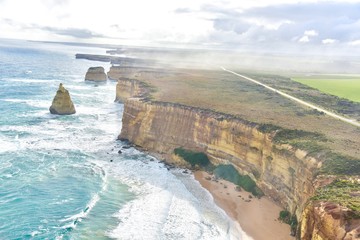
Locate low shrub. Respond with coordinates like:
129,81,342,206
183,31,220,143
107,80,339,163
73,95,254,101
213,164,263,197
174,148,210,167
279,210,298,236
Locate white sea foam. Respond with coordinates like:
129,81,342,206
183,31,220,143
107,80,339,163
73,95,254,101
59,161,107,229
60,194,100,224
2,78,59,84
0,137,18,153
102,159,250,240
2,98,50,108
30,231,40,237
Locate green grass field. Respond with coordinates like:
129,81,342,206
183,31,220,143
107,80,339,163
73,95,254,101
292,75,360,102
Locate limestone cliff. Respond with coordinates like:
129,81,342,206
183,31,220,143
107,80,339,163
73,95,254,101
107,66,145,80
114,78,148,102
120,97,320,217
116,77,359,239
85,66,107,81
49,83,76,115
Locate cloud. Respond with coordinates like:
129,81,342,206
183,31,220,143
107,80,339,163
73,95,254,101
299,35,309,43
201,1,360,50
213,18,251,34
41,0,69,7
174,8,192,14
42,26,105,38
348,40,360,46
322,38,337,44
304,30,318,37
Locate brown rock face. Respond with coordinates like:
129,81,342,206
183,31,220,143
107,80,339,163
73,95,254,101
300,202,360,240
107,66,143,80
49,83,76,115
119,98,319,218
85,66,107,81
115,78,146,102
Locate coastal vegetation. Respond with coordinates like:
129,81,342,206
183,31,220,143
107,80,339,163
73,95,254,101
320,153,360,175
174,148,210,167
278,210,298,235
311,178,360,217
258,124,360,176
213,164,263,197
173,148,263,197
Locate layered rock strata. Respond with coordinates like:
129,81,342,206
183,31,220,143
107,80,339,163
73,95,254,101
115,78,147,102
107,66,146,80
300,202,360,240
85,66,107,81
120,97,318,217
49,83,76,115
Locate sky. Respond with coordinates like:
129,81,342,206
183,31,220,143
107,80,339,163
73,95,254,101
1,0,360,54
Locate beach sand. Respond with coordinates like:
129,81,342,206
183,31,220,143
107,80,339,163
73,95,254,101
194,171,295,240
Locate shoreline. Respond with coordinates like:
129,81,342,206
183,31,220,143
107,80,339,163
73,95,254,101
194,171,294,240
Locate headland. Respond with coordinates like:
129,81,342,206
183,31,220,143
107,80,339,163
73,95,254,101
77,47,360,240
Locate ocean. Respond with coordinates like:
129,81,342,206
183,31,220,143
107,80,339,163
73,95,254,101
0,39,246,239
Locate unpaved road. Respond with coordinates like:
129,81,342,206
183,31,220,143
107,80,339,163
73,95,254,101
222,67,360,128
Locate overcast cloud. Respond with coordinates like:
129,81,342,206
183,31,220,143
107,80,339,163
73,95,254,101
0,0,360,54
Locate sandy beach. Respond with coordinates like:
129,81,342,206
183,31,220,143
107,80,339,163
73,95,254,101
194,171,295,240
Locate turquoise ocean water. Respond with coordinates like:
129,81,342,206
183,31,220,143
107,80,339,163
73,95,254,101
0,40,247,240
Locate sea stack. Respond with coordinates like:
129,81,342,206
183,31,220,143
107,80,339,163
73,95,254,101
85,66,107,81
49,83,76,115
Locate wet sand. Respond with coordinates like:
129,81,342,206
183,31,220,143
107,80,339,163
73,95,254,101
194,171,295,240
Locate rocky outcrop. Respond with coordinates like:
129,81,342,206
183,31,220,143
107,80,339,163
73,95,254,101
85,67,107,81
49,83,76,115
300,202,360,239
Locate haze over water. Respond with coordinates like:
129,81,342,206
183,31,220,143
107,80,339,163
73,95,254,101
0,40,246,239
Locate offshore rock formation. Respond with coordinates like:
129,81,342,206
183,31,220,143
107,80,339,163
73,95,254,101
85,67,107,81
49,83,76,115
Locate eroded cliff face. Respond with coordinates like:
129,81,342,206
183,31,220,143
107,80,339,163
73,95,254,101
119,97,320,218
300,202,360,240
107,66,144,80
114,78,146,102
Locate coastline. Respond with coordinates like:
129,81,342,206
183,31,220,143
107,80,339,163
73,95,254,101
194,171,294,240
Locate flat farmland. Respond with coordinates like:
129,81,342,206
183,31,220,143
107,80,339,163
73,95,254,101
292,75,360,102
